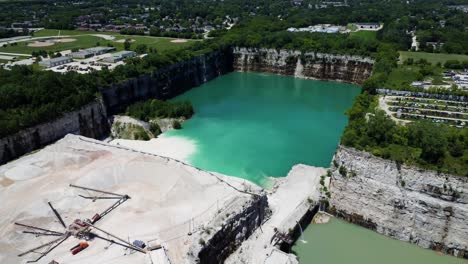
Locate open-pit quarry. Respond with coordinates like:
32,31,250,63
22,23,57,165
0,134,325,264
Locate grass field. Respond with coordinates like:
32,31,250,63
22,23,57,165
399,51,468,65
384,64,447,89
385,65,421,89
0,29,197,55
350,30,377,41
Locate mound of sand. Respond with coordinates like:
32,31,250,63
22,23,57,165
55,38,77,43
0,134,261,264
28,41,54,47
110,134,196,162
171,39,188,43
114,38,135,43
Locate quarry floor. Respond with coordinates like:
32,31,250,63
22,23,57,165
0,134,324,264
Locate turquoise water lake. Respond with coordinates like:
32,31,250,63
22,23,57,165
167,72,360,185
166,72,465,263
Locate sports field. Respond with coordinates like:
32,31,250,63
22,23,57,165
399,51,468,65
0,29,197,54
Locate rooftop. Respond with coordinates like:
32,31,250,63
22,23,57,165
111,50,137,57
45,56,72,63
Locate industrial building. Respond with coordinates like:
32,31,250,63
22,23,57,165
287,24,344,34
70,46,116,59
104,50,137,63
354,22,380,30
39,56,73,68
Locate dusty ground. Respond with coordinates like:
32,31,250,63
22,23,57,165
28,41,54,47
55,38,77,43
171,39,188,43
114,39,135,43
0,135,261,264
111,136,196,162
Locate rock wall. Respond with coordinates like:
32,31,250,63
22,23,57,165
0,49,232,165
0,47,373,165
233,47,374,84
0,100,109,165
330,146,468,259
101,48,233,114
188,195,270,264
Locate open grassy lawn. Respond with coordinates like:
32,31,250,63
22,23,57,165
0,29,197,55
384,64,446,89
385,65,421,89
399,51,468,65
350,30,377,41
111,35,195,51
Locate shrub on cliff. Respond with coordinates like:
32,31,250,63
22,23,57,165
173,120,182,130
134,126,150,141
339,166,348,177
126,99,194,121
149,122,162,136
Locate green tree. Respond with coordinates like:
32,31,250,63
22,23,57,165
149,122,161,136
124,39,132,51
366,110,397,146
173,120,182,129
408,121,447,163
135,44,148,54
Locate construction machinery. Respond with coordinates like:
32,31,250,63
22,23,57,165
14,184,145,263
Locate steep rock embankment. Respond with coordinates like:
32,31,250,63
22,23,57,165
0,49,232,165
110,115,186,140
0,101,109,165
233,47,374,84
226,164,326,264
330,146,468,259
101,48,233,114
188,195,269,264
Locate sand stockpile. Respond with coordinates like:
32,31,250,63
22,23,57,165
0,134,261,264
55,38,77,43
28,41,54,47
110,134,196,162
171,39,188,43
114,38,135,43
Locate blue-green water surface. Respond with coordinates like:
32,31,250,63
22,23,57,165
167,72,360,184
166,72,465,263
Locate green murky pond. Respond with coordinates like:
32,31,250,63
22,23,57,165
293,218,466,264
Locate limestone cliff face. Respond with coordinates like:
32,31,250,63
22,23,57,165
188,195,270,264
1,47,372,165
330,146,468,259
233,47,374,84
0,101,109,165
101,48,233,114
0,49,232,165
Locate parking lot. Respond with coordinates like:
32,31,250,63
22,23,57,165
379,95,468,127
47,53,125,74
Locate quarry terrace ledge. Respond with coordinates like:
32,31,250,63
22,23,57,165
330,145,468,259
0,47,374,165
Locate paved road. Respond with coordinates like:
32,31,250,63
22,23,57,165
0,51,32,57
